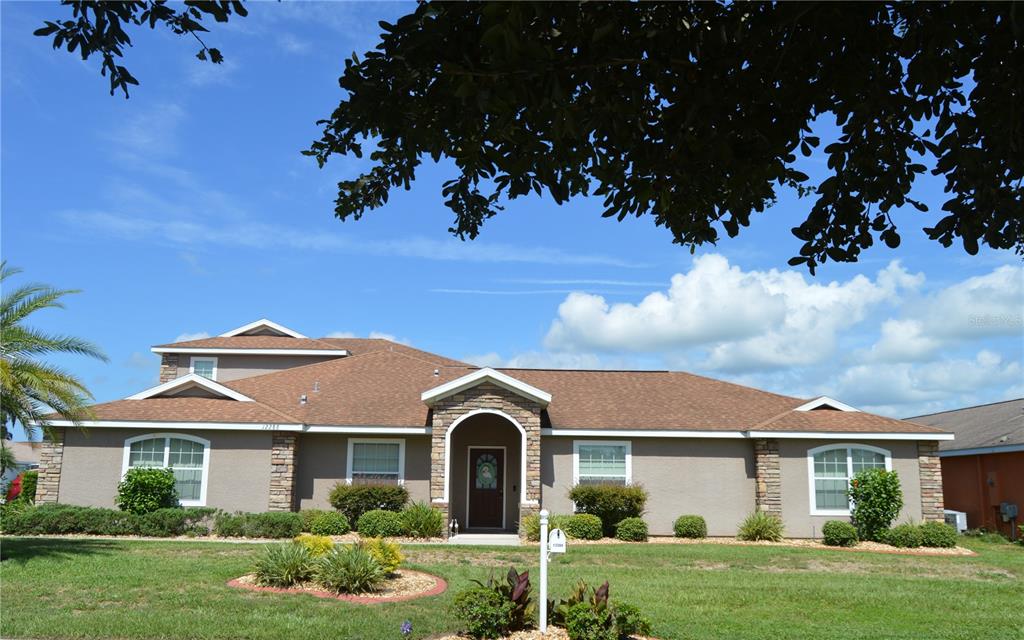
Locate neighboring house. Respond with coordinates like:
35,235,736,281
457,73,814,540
1,441,41,487
909,399,1023,537
34,319,952,537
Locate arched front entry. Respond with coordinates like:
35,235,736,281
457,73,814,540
446,410,525,532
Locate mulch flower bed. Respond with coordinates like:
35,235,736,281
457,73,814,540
228,569,447,603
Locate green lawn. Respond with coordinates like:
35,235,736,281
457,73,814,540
1,537,1022,639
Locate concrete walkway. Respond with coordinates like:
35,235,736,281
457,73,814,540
447,533,521,546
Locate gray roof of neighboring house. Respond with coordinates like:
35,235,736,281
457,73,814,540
4,441,42,465
908,399,1024,453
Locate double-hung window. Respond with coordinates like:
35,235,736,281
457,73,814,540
123,434,210,505
808,444,891,515
189,357,217,380
573,441,631,486
347,439,405,485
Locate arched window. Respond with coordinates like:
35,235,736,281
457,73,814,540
122,434,210,506
807,444,891,516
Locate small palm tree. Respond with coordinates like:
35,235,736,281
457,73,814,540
0,262,107,443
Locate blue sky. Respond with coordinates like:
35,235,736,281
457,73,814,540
2,1,1021,439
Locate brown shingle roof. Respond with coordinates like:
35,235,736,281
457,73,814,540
153,336,344,350
752,409,947,434
87,397,302,424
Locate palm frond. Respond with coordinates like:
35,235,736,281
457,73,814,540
1,325,108,361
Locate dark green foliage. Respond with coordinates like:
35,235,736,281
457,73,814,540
471,567,536,632
614,517,648,542
309,511,350,536
401,502,445,538
314,543,386,594
737,511,784,542
821,520,859,547
848,468,903,542
34,1,247,97
565,602,617,640
328,483,409,524
560,514,604,541
300,509,332,532
452,587,515,639
568,485,647,536
306,3,1023,272
614,603,653,639
885,523,924,548
253,542,314,587
357,509,406,538
213,512,303,539
919,521,958,548
521,514,542,542
115,467,178,514
0,504,214,537
673,515,707,539
17,470,37,503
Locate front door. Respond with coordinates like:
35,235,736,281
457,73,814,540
468,448,504,528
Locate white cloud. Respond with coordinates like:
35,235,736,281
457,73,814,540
917,265,1023,340
109,103,185,157
544,254,923,371
175,331,210,342
277,33,311,54
185,57,240,87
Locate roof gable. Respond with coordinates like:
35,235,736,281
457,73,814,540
220,319,306,338
421,368,552,407
793,396,860,412
127,374,256,402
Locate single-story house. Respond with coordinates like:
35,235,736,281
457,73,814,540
35,319,952,537
909,399,1023,537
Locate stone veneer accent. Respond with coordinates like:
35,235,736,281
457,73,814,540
429,382,543,536
269,433,299,511
35,427,66,504
917,440,944,521
753,438,781,515
159,353,179,383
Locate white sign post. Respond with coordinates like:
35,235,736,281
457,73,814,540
538,510,567,634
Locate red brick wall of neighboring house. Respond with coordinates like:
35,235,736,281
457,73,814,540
941,451,1024,537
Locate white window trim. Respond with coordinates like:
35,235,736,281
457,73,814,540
807,443,892,516
572,440,633,486
189,356,218,381
121,433,211,507
346,438,406,485
466,445,508,530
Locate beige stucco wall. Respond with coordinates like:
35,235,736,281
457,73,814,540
779,439,923,538
295,434,431,510
170,353,339,382
58,428,272,512
540,437,757,536
449,413,523,531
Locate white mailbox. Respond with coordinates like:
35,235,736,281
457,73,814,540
548,528,567,554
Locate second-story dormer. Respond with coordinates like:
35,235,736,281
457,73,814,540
151,319,351,383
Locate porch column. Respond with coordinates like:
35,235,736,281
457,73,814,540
917,441,944,522
268,433,298,511
36,427,66,504
753,438,782,515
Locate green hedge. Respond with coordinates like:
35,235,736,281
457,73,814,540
919,521,958,548
116,467,179,514
328,484,408,524
615,517,648,542
213,511,303,539
568,484,648,537
673,515,707,539
0,504,216,536
356,509,406,537
821,520,858,547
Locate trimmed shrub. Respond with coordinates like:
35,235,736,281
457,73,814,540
309,511,350,536
300,509,332,532
328,483,408,524
452,586,515,640
364,537,403,574
401,502,445,538
614,602,653,638
315,543,386,594
821,520,858,547
294,533,334,557
673,515,707,539
568,484,648,537
848,468,903,542
136,507,216,537
213,512,303,539
357,509,406,538
614,517,648,542
115,467,178,514
737,511,784,542
253,542,314,587
564,602,616,640
885,523,923,548
0,504,216,537
561,514,604,541
920,521,958,548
